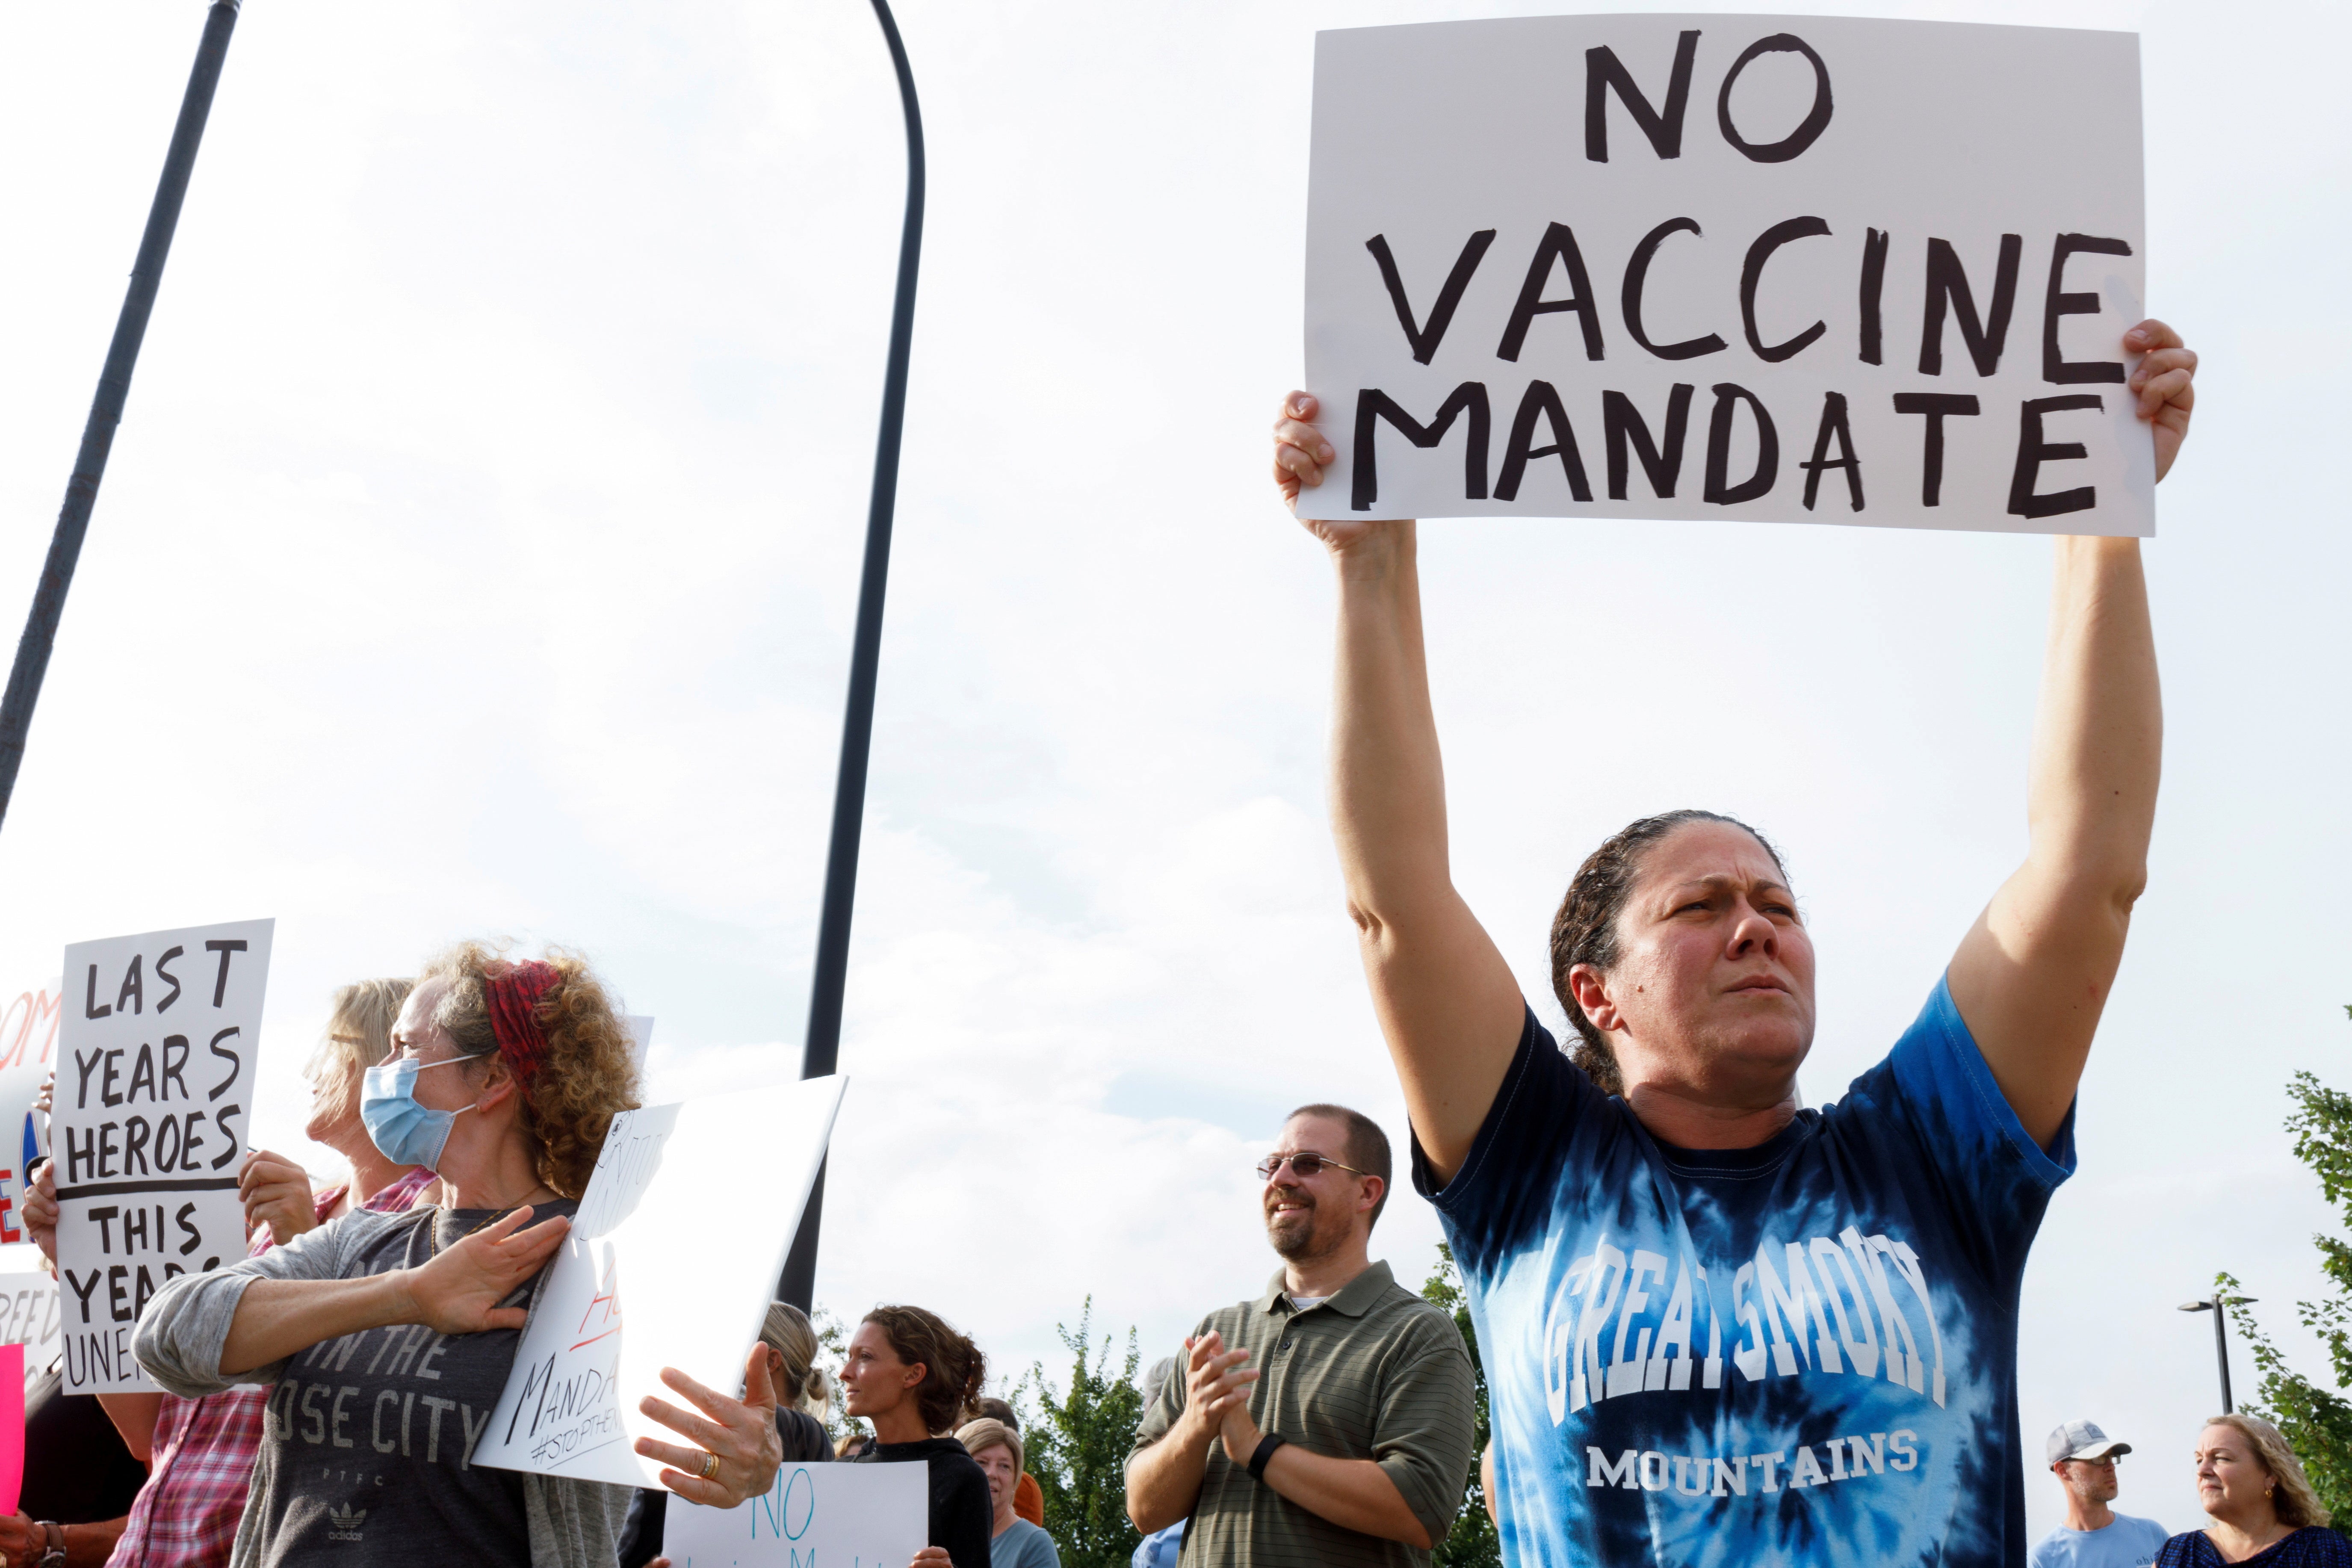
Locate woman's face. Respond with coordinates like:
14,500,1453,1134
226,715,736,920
839,1321,922,1418
303,1047,366,1149
386,979,482,1114
1568,821,1817,1098
975,1443,1019,1518
2193,1424,2275,1521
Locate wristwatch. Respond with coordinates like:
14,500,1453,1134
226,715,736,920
37,1523,68,1568
1248,1433,1289,1481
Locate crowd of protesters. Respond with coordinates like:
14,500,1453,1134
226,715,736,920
12,324,2337,1568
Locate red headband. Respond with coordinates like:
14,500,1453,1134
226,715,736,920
484,959,559,1101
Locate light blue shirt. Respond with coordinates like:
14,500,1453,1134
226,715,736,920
991,1516,1061,1568
1130,1520,1184,1568
2030,1513,2172,1568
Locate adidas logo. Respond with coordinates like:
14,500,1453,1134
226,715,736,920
326,1503,366,1542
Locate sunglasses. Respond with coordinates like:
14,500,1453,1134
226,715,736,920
1256,1152,1368,1182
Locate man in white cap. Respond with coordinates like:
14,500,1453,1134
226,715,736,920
2030,1420,2171,1568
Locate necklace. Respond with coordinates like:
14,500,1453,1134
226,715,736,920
432,1183,560,1251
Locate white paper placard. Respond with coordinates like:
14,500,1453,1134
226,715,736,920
473,1075,846,1485
0,975,63,1248
662,1462,928,1568
52,919,274,1391
1301,15,2150,534
0,1261,61,1359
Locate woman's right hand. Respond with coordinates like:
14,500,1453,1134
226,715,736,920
1273,392,1412,555
910,1551,952,1568
396,1205,569,1334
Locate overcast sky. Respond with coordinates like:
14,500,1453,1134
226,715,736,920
0,0,2346,1540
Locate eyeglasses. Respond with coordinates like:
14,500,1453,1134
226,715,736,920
1256,1152,1368,1182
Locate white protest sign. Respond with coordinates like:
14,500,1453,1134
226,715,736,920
1302,16,2150,534
474,1075,845,1485
662,1462,928,1568
0,1263,61,1361
0,976,63,1248
52,919,273,1391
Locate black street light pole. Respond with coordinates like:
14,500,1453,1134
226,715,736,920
2180,1295,2254,1414
0,0,242,836
778,0,923,1314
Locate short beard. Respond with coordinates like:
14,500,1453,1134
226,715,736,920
1267,1200,1336,1264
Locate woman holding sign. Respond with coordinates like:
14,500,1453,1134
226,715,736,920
839,1306,994,1568
133,943,783,1567
1266,321,2196,1568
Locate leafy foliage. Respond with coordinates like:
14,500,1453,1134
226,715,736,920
810,1305,860,1447
1016,1299,1147,1568
1422,1244,1500,1568
2216,1008,2352,1521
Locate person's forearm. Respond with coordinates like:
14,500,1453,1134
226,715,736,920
1328,523,1452,935
2027,535,2160,900
1125,1432,1211,1534
1259,1445,1431,1548
97,1391,164,1463
62,1518,127,1568
220,1272,415,1375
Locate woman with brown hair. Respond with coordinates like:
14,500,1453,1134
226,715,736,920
2155,1415,2351,1566
839,1305,993,1568
133,943,784,1568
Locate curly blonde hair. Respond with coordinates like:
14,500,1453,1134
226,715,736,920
2205,1414,2331,1529
423,942,641,1199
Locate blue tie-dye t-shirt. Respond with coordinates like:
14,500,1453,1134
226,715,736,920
1413,977,2074,1568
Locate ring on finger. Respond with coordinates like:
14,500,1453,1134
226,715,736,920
698,1451,721,1482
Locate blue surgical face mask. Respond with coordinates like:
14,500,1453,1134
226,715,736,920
360,1053,488,1172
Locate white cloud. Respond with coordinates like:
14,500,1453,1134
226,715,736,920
1,0,2345,1542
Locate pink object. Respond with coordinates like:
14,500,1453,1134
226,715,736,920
0,1339,23,1515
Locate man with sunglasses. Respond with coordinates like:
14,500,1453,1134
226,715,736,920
1126,1104,1475,1568
2033,1420,2169,1568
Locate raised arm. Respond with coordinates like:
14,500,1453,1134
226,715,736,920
1946,320,2194,1148
1276,394,1526,1181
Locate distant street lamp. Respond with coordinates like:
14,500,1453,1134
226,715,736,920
2180,1295,2255,1413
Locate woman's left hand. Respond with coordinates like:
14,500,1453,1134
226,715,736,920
635,1344,783,1507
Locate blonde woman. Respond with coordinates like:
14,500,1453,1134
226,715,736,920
2155,1415,2350,1566
952,1419,1058,1568
135,944,784,1568
239,977,431,1243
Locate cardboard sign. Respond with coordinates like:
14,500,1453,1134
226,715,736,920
1301,16,2150,535
0,1264,61,1359
662,1462,928,1568
0,1341,21,1515
0,976,64,1246
473,1075,845,1486
52,919,274,1391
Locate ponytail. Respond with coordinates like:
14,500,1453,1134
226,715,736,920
863,1305,986,1436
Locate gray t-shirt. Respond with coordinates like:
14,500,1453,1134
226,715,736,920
992,1516,1062,1568
2030,1513,2173,1568
137,1201,632,1568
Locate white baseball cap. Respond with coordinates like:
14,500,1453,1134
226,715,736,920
2048,1419,2133,1465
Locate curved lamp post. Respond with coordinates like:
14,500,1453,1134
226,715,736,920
778,0,924,1312
0,1,242,834
2180,1294,2255,1414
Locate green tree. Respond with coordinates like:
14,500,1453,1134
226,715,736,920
810,1305,860,1447
1018,1299,1146,1568
2217,1006,2352,1520
1421,1244,1500,1568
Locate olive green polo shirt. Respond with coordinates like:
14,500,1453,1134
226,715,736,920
1130,1259,1477,1568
